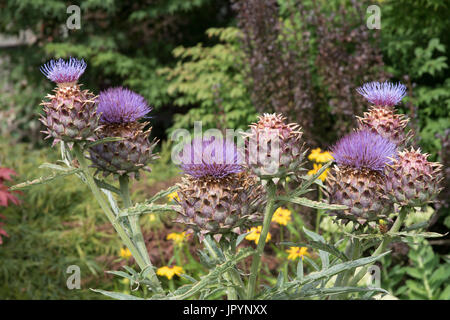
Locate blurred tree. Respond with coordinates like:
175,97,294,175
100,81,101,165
0,0,234,144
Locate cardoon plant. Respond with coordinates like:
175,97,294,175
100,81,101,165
13,59,446,301
89,87,158,179
356,81,413,147
327,130,397,224
175,137,262,240
243,113,306,179
40,58,99,147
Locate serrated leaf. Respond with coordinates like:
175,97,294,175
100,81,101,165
90,289,145,300
10,168,82,190
302,251,390,285
119,203,180,217
278,196,347,210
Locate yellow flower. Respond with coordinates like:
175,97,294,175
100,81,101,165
119,247,132,260
167,191,180,202
272,207,292,226
286,246,310,261
307,163,329,181
156,266,184,280
245,226,271,245
315,151,334,163
308,148,322,161
167,231,187,245
308,148,334,163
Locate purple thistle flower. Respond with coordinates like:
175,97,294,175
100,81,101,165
40,57,87,84
357,81,407,106
97,87,151,124
179,137,244,178
331,130,397,171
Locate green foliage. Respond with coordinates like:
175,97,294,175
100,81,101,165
0,0,231,145
381,238,450,300
160,27,256,132
0,142,128,299
381,0,450,158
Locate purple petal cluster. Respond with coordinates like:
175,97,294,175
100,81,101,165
357,81,407,106
40,57,87,84
97,87,151,124
179,137,244,178
331,130,397,171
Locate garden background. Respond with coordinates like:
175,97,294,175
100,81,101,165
0,0,449,299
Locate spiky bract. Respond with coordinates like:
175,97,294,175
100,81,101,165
243,113,306,178
385,148,443,207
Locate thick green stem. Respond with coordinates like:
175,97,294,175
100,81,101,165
247,182,276,299
119,175,151,265
348,207,409,287
73,144,163,293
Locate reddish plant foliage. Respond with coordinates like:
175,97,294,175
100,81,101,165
232,0,388,146
0,167,20,244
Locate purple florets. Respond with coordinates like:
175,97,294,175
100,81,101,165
40,57,87,84
97,87,151,124
357,81,407,106
331,130,397,171
179,137,244,178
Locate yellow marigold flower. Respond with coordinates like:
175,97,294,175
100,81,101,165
315,151,334,163
167,231,187,245
156,266,184,280
286,246,310,261
119,247,132,260
272,207,292,226
308,148,322,161
245,226,271,245
167,191,180,202
307,163,329,181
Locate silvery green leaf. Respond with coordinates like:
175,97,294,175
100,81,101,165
10,168,82,190
39,163,72,171
148,185,179,203
301,251,390,285
168,247,254,300
281,240,349,262
296,258,304,281
298,161,332,191
299,286,389,298
85,137,124,148
95,178,121,194
90,289,145,300
119,203,180,217
303,255,320,271
278,196,347,210
303,227,329,269
236,231,251,247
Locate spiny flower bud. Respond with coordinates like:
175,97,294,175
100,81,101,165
385,148,443,207
39,57,99,147
88,87,158,178
243,113,306,178
356,81,412,147
175,137,262,240
326,130,397,224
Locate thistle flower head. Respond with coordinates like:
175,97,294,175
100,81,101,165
40,57,87,84
179,137,243,179
97,87,151,124
357,81,407,106
331,130,397,172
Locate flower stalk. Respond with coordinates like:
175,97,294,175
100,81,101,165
247,181,277,299
73,143,163,293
